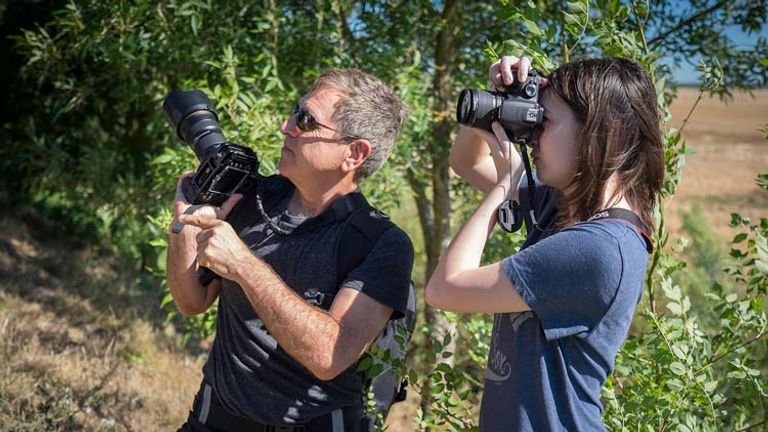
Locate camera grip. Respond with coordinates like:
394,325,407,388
199,267,221,287
181,176,199,204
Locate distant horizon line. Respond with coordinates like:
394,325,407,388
675,83,767,89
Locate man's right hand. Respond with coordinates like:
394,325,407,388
170,173,243,234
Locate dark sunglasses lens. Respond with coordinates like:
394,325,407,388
294,107,316,132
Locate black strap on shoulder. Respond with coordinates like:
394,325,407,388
588,208,654,253
335,206,394,288
305,202,394,310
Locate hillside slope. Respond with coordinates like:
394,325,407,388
0,214,204,431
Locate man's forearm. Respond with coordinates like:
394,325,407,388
167,226,216,316
232,257,351,380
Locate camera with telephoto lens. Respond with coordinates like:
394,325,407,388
163,90,260,206
456,69,544,143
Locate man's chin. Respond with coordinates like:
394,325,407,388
277,158,290,177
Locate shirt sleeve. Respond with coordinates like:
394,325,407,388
341,226,414,320
501,223,623,341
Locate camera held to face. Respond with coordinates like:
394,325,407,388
163,90,260,206
456,70,544,144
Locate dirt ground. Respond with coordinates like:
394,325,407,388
665,87,768,240
0,215,204,431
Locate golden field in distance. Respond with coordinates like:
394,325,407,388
665,87,768,240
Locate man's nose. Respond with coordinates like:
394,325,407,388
281,115,301,138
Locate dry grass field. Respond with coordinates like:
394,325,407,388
0,216,204,430
665,88,768,240
0,87,765,431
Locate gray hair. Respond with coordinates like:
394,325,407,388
309,69,409,180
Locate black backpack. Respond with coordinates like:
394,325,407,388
222,176,416,430
332,205,417,431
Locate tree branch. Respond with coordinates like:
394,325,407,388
735,419,768,432
648,0,728,49
335,0,356,52
559,0,570,63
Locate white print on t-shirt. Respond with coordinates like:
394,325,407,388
509,311,534,331
486,312,533,382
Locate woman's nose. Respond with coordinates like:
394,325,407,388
530,126,543,145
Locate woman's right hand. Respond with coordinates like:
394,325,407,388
489,55,533,89
489,55,548,90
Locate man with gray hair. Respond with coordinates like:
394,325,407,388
169,69,414,432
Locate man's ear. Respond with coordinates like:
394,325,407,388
342,139,372,174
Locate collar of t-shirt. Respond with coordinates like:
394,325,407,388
266,187,368,235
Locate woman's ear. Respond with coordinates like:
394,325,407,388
342,139,372,174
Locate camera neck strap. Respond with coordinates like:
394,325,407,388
254,179,371,236
497,140,538,233
587,208,654,253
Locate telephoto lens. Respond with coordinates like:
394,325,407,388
162,89,260,207
163,90,227,162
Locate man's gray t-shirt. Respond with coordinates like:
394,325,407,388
201,176,414,426
480,184,649,431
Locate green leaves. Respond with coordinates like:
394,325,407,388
609,172,768,430
562,0,590,37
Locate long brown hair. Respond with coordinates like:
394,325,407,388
546,58,664,231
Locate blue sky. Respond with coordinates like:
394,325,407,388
666,22,767,85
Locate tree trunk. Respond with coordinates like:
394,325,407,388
419,0,461,419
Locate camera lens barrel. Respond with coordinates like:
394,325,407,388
163,90,227,162
455,70,544,143
456,89,504,131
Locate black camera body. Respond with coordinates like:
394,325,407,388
163,90,260,206
456,70,544,143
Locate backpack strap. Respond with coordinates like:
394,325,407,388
336,207,395,286
308,202,394,310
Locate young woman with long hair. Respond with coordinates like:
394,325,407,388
426,55,664,431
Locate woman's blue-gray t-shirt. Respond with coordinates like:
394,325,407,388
479,185,649,431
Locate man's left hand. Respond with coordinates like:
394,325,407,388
178,214,258,280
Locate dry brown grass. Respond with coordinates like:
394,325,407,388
666,88,768,240
0,215,204,431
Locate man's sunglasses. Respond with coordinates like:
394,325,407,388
292,104,365,141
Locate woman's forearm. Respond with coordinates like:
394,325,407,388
438,184,509,276
449,126,499,194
